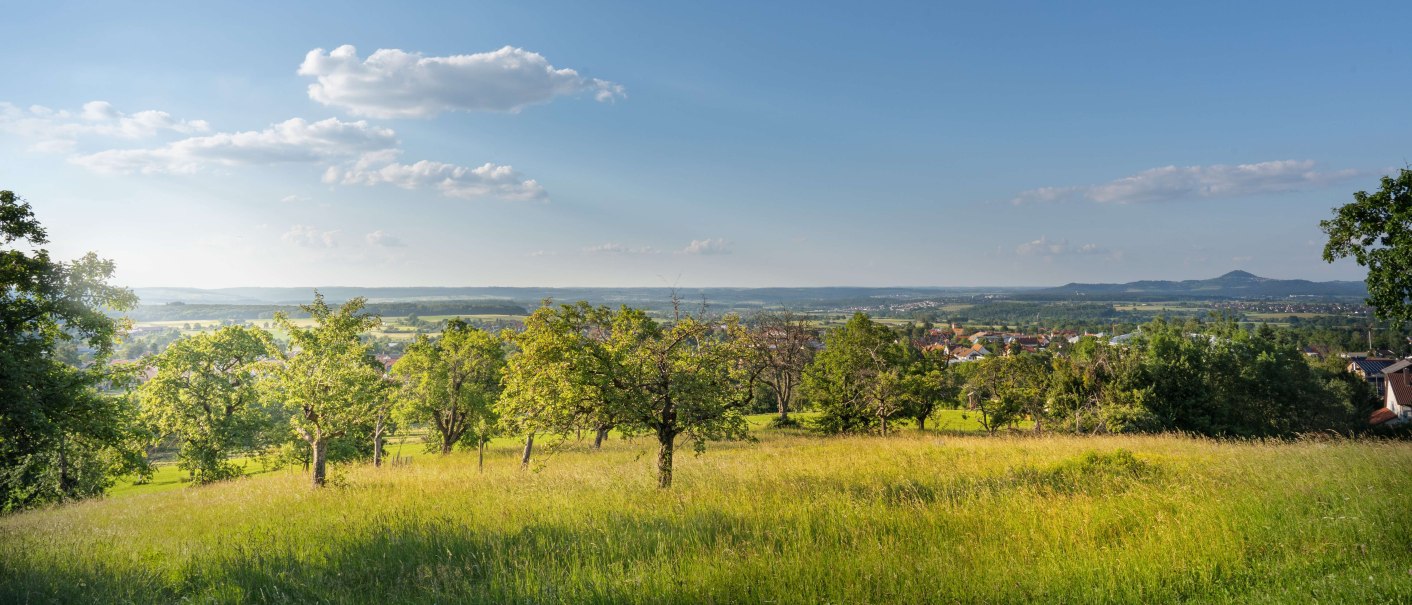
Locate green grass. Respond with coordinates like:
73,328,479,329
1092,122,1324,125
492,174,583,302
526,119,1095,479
3,427,1411,603
108,456,281,497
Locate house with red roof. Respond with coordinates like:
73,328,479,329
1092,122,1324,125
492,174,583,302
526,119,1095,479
1373,359,1412,427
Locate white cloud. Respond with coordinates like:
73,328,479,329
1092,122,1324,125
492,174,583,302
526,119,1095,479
678,238,732,255
70,117,397,174
365,230,404,247
1010,160,1361,205
1015,236,1120,260
282,225,339,248
582,242,658,255
280,194,311,203
298,45,625,118
0,100,210,151
327,152,546,201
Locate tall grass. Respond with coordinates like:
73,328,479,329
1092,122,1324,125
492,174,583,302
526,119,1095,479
2,427,1410,603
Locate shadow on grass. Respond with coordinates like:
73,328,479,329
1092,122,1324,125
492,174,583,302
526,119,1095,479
0,509,786,604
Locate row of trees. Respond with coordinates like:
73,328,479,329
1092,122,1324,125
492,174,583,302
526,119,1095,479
801,313,1375,439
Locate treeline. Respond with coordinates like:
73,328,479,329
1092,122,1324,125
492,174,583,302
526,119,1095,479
122,300,527,322
802,314,1375,438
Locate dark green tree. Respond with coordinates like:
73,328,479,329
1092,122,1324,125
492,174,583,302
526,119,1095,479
802,312,910,435
0,190,145,512
1322,168,1412,321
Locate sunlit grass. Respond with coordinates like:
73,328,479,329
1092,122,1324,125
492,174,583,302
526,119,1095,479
4,424,1410,603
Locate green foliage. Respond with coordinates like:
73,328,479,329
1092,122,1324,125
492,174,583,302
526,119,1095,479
501,301,757,486
265,293,390,487
1322,168,1412,321
0,190,145,512
391,320,505,455
802,312,912,434
1128,319,1360,436
139,326,279,484
963,354,1048,434
896,346,961,431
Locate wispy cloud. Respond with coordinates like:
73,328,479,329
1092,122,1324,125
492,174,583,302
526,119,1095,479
326,152,546,202
678,238,731,255
0,100,210,152
282,225,339,248
1015,236,1122,261
364,230,404,247
299,45,625,118
69,117,396,174
582,242,659,255
1010,160,1361,205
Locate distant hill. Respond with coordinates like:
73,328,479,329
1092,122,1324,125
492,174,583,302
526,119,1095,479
131,286,1030,311
1028,271,1367,301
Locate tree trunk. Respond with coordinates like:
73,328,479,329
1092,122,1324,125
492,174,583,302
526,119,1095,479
593,425,609,449
441,437,454,455
478,437,486,471
373,417,385,468
311,438,328,488
57,434,72,498
656,428,675,488
520,432,535,468
777,393,790,422
917,415,927,432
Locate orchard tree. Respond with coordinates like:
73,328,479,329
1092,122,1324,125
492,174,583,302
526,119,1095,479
602,306,760,488
898,345,959,431
499,302,594,467
266,293,388,487
963,355,1046,435
745,311,816,426
502,301,760,487
0,190,146,511
140,326,276,483
802,312,910,435
1322,168,1412,321
391,320,505,467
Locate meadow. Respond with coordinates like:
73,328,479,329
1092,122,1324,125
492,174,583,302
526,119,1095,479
2,422,1410,603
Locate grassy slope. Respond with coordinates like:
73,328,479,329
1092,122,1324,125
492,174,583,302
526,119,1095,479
3,427,1411,604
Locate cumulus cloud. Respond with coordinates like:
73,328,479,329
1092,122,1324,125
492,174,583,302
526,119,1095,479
678,238,732,255
1015,236,1121,260
582,242,658,255
298,45,626,118
0,100,210,151
365,230,404,247
1010,160,1361,205
70,117,397,174
326,152,546,201
283,225,339,248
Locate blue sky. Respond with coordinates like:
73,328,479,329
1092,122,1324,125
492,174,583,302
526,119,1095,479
2,0,1408,288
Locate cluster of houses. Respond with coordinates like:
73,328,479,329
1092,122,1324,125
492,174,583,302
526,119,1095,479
915,326,1109,363
1345,354,1412,427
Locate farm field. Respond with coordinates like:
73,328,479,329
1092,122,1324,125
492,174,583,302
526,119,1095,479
131,313,529,342
3,425,1409,603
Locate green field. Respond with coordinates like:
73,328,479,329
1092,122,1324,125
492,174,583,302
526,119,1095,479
4,419,1410,604
132,313,529,343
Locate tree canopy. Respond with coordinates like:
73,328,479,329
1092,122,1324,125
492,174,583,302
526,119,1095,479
266,293,388,487
1322,168,1412,321
140,325,276,484
391,320,505,462
0,190,144,512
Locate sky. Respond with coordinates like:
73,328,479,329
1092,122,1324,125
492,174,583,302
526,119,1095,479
2,0,1409,289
